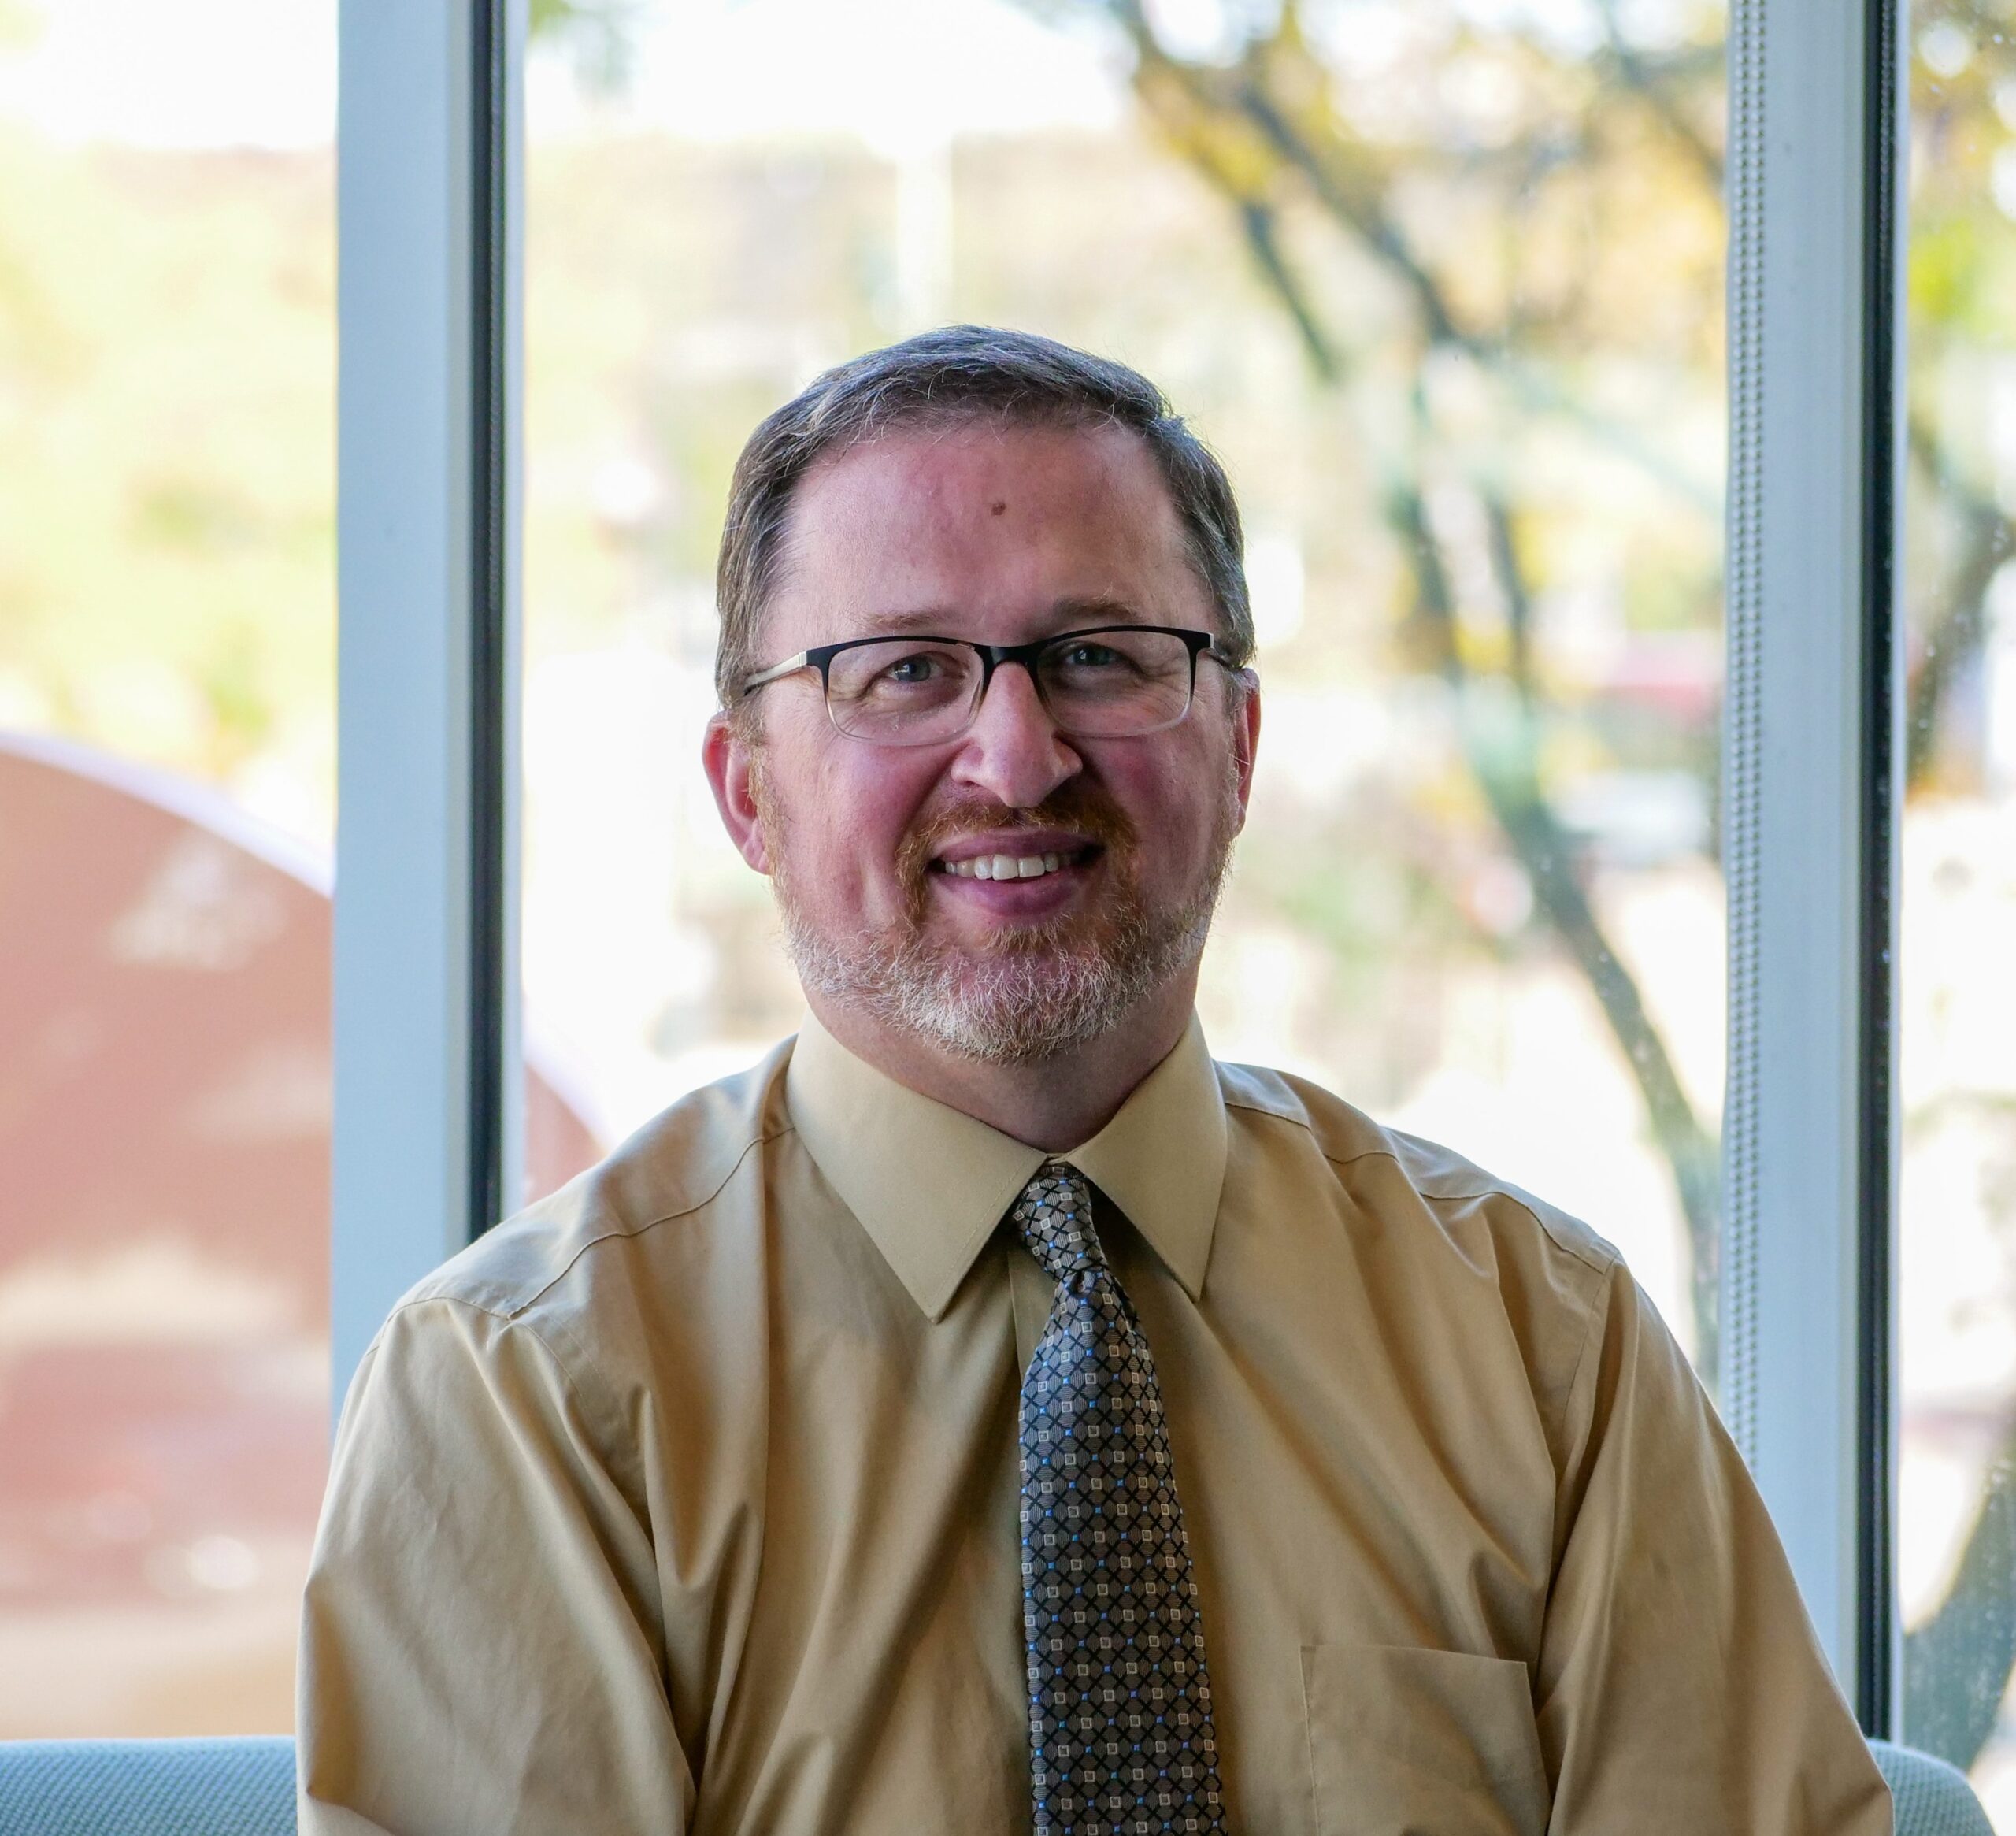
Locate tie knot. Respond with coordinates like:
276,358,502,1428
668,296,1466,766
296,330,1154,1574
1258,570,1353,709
1011,1161,1106,1288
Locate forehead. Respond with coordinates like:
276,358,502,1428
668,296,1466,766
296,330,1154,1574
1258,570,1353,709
768,418,1203,647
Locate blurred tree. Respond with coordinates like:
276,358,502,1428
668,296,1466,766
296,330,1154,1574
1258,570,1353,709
1021,0,1729,1367
530,0,650,94
523,0,2016,1760
0,132,335,812
1897,2,2016,1768
1007,0,2016,1770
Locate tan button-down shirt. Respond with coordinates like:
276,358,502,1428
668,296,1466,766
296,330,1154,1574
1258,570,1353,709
298,1015,1889,1834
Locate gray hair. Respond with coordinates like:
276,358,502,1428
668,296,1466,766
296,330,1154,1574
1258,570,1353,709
713,325,1253,710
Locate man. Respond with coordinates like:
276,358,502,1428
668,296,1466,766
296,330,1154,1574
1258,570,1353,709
298,326,1889,1834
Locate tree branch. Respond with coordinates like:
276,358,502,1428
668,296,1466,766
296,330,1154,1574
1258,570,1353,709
1140,38,1721,511
1907,414,2016,788
1588,0,1724,189
1395,445,1722,1364
1232,202,1344,384
1903,1415,2016,1767
1040,0,2014,1754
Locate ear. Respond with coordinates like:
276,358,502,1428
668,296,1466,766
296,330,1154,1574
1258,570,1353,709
1228,669,1261,836
702,711,772,876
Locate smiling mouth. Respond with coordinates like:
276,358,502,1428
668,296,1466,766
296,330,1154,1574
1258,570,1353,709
932,844,1099,882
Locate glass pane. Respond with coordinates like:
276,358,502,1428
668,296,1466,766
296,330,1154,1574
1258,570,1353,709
1900,0,2016,1815
0,0,336,1736
523,0,1725,1377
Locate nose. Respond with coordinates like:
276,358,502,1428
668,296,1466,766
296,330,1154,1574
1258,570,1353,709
948,659,1082,810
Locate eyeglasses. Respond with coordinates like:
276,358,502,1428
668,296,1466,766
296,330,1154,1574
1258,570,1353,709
739,624,1232,747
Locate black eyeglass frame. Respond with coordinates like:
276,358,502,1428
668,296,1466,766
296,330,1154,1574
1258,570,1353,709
738,623,1236,744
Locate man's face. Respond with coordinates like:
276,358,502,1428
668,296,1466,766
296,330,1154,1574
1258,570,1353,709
705,418,1260,1063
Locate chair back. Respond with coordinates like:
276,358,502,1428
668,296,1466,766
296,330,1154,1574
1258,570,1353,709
0,1737,295,1836
0,1730,1985,1834
1872,1738,1995,1836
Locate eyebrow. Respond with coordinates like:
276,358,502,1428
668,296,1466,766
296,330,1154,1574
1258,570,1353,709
854,596,1154,637
856,606,958,636
1051,596,1151,626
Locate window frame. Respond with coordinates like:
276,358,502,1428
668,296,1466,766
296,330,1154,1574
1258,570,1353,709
1721,0,1905,1732
331,0,524,1397
331,0,1911,1736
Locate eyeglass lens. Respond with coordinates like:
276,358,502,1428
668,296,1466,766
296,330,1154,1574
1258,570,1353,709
824,630,1196,744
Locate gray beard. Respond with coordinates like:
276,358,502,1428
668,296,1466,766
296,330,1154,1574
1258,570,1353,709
776,880,1223,1066
760,736,1245,1066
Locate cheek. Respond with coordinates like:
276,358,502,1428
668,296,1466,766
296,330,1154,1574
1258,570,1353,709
780,747,939,897
1115,741,1222,851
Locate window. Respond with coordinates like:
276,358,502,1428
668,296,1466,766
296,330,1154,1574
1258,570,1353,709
521,0,1727,1376
1899,0,2016,1810
0,0,336,1736
9,0,1986,1783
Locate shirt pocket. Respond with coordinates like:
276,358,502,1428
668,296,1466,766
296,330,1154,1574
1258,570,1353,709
1300,1643,1549,1836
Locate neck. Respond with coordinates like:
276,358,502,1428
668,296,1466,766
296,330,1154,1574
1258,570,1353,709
806,972,1199,1151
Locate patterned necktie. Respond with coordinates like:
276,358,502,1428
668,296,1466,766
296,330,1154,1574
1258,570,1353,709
1014,1162,1228,1834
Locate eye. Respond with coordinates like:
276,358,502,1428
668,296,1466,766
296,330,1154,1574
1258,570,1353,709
835,642,972,703
880,651,946,684
1057,640,1124,669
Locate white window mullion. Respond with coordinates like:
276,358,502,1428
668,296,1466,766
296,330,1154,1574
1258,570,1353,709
332,0,524,1404
1722,0,1906,1730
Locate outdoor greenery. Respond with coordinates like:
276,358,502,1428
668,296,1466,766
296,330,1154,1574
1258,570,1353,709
0,132,334,818
1038,0,2015,1767
528,0,2016,1775
1019,0,2016,1767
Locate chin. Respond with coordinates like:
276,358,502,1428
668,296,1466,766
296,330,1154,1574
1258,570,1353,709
773,798,1236,1066
783,898,1212,1067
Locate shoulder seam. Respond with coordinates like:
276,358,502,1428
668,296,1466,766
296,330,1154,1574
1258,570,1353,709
1222,1089,1305,1126
633,1119,795,1237
410,1121,797,1324
512,1122,794,1318
375,1293,631,1493
1226,1094,1615,1283
379,1292,592,1402
1345,1145,1619,1283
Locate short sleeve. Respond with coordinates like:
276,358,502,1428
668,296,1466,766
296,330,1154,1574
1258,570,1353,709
1536,1263,1892,1834
296,1297,693,1835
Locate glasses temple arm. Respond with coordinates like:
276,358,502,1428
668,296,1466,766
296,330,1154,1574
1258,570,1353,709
739,651,813,698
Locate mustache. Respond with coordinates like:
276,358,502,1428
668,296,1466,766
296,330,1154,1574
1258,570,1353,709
895,784,1139,883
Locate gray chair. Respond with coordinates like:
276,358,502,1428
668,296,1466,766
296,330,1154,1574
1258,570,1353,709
0,1730,1995,1834
1872,1738,1996,1836
0,1738,295,1836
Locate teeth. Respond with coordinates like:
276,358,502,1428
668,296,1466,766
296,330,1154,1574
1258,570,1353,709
943,851,1073,881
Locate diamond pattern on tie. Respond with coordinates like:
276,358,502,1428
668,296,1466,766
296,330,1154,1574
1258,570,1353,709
1014,1163,1227,1835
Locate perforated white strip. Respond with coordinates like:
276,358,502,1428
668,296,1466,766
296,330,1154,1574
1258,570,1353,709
1720,0,1767,1465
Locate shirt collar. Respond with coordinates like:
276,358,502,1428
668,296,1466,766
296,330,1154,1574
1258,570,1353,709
785,1010,1228,1321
